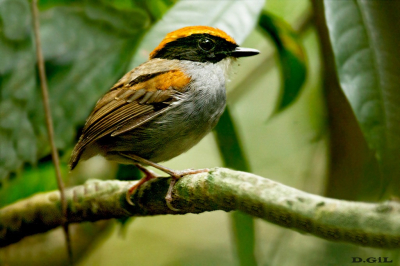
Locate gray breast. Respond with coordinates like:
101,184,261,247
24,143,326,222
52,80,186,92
103,60,228,163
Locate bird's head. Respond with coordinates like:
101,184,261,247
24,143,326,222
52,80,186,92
149,26,260,63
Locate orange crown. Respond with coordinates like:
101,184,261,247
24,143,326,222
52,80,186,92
149,26,237,59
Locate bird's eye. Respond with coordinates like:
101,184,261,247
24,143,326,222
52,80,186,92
198,38,215,51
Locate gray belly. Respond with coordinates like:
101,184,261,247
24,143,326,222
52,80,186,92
98,82,226,163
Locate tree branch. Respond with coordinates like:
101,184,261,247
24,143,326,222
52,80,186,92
1,168,399,249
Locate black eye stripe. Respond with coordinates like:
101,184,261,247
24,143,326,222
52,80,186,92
152,34,238,63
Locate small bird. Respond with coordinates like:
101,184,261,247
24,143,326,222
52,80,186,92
69,26,259,210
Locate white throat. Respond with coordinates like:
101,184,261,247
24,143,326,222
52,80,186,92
216,57,234,82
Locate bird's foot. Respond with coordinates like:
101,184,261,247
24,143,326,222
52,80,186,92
165,168,210,211
125,164,159,206
120,152,210,211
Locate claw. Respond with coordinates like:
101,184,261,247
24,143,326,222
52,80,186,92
166,197,181,212
126,184,138,206
126,191,135,206
165,178,181,211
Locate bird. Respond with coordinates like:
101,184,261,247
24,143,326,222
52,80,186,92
69,26,260,210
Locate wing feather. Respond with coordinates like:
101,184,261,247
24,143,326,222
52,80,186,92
69,61,191,169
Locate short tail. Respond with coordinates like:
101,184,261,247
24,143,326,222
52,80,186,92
69,143,84,171
69,139,101,170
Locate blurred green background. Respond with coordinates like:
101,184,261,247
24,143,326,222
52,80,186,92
1,0,400,265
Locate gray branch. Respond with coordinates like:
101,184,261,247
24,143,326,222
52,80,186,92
1,168,399,249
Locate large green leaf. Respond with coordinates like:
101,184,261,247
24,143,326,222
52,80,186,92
0,0,150,181
258,12,307,112
324,0,400,196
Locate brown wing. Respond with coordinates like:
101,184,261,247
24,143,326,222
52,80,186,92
69,65,191,170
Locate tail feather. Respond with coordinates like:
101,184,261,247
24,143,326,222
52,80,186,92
69,136,88,170
69,146,83,171
69,140,101,170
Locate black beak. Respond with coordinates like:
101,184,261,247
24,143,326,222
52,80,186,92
231,47,260,57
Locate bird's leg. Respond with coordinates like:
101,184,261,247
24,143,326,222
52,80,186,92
125,163,159,205
119,152,209,211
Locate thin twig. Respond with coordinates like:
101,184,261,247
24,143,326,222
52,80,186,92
30,0,72,263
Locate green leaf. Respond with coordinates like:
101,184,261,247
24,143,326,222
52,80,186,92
324,0,400,196
214,108,250,172
131,0,176,22
0,162,66,208
38,0,77,10
144,0,169,20
0,0,31,41
258,12,307,112
0,1,150,181
213,108,256,266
